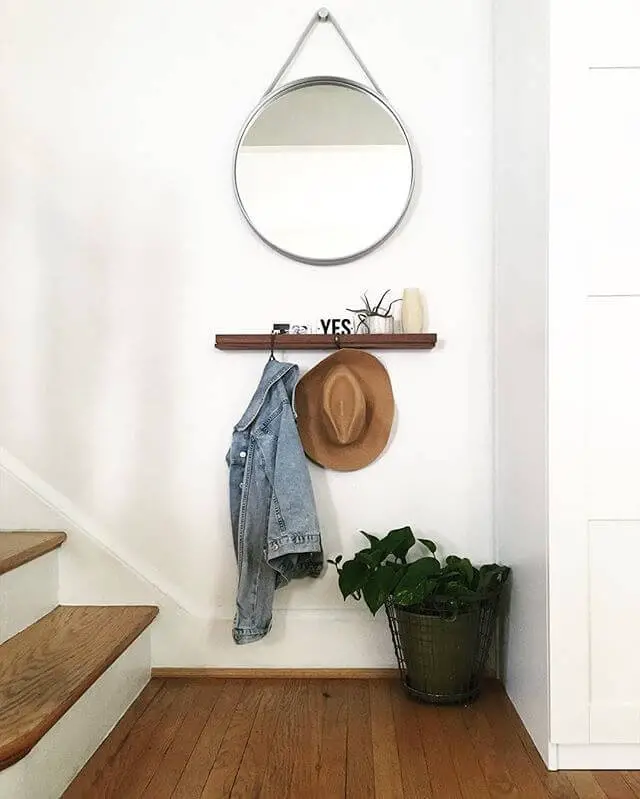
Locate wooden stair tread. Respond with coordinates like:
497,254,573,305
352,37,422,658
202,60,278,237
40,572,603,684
0,531,67,575
0,605,158,769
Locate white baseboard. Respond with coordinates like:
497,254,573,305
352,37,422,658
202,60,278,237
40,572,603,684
0,630,151,799
555,743,640,770
150,606,397,669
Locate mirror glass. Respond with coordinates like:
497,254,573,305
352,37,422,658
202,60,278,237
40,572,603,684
233,78,414,265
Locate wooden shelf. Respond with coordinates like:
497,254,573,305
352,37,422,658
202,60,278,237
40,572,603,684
215,333,437,351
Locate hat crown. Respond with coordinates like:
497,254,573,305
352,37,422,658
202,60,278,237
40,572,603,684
321,364,367,446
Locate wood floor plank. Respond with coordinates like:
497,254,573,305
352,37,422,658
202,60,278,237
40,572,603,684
462,697,521,797
87,679,185,798
201,680,264,798
0,605,158,769
416,701,463,798
567,772,608,799
140,679,225,798
594,772,639,799
317,679,349,799
474,683,547,799
289,679,323,798
370,679,404,799
390,682,432,799
345,680,374,799
521,742,579,799
438,705,492,799
485,682,579,799
115,680,198,797
172,680,244,799
258,680,302,799
228,680,285,798
623,773,640,798
63,679,165,797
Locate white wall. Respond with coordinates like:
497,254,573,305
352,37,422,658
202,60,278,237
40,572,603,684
493,0,550,761
0,0,494,665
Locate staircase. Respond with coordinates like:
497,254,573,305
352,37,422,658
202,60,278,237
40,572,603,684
0,531,158,798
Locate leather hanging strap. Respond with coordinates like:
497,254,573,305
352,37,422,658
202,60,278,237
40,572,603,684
262,7,384,98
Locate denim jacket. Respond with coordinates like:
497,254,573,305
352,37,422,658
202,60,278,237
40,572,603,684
227,358,323,644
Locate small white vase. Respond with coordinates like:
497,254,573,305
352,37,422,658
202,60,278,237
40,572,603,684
354,314,394,334
401,288,424,333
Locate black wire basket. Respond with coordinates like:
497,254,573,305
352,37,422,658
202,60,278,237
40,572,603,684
385,588,505,705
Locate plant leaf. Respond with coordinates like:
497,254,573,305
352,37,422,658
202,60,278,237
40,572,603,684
355,548,385,568
443,580,475,598
392,558,441,606
477,564,510,593
372,289,391,314
360,531,381,547
418,538,437,555
458,558,474,587
470,566,480,591
377,526,415,561
385,297,402,314
362,563,403,614
338,559,370,599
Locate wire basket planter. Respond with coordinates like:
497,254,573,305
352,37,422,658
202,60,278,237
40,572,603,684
385,589,504,705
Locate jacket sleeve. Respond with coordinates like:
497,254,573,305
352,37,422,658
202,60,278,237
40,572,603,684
266,399,323,583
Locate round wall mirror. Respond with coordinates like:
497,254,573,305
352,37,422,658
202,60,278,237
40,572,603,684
233,77,415,265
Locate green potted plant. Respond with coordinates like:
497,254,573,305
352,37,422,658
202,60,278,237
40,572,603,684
329,526,510,704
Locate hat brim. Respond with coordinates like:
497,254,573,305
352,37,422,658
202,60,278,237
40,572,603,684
295,350,394,471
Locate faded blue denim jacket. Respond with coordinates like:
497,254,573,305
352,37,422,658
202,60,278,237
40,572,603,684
227,358,323,644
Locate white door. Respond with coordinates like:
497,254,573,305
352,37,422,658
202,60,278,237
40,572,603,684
550,7,640,746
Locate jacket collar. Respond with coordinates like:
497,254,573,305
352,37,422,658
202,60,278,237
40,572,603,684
235,358,298,432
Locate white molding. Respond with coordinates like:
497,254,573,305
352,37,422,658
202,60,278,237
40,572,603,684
0,447,203,617
0,630,151,799
556,743,640,770
590,702,640,744
547,743,558,770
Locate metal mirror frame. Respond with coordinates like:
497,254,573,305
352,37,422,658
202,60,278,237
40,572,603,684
232,75,416,266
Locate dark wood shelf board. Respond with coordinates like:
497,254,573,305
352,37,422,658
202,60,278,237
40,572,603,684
215,333,437,351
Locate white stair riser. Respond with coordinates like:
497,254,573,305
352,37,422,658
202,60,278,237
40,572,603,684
0,628,151,799
0,551,58,643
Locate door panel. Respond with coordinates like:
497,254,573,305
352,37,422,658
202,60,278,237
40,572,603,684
589,521,640,742
587,298,640,519
586,71,640,295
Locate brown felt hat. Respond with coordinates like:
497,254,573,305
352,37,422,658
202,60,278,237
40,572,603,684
295,350,394,471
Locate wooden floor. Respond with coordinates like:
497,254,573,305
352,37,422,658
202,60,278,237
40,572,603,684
65,677,640,799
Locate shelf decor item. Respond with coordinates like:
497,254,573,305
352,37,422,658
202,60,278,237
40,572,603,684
329,527,510,704
401,288,424,333
347,290,400,334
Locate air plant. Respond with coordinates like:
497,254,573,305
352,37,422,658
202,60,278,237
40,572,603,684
347,290,401,333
